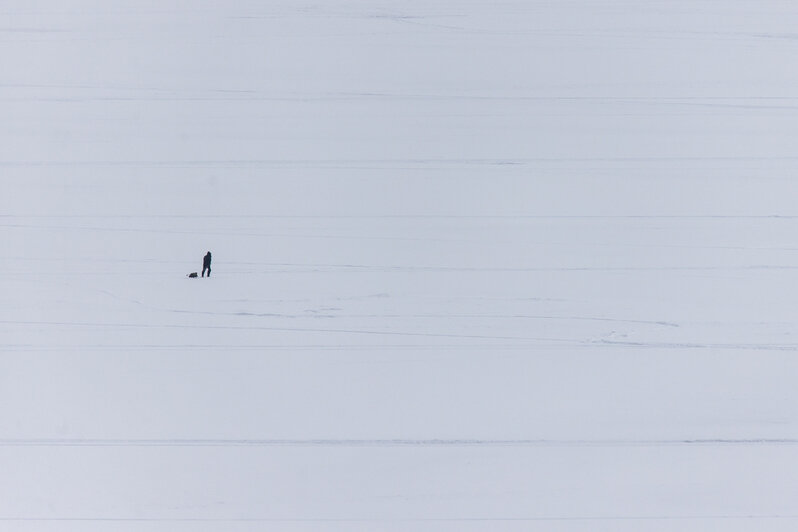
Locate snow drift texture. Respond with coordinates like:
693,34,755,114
3,1,798,530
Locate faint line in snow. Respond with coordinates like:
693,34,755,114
0,343,575,352
5,214,798,220
5,155,798,169
3,515,798,523
596,339,798,351
0,319,574,343
1,438,797,448
125,305,679,329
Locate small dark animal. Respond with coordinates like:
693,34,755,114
188,272,198,278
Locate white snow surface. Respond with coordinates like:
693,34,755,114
4,1,798,530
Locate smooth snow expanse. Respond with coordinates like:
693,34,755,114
4,1,798,530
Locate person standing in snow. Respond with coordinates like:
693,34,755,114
202,251,212,277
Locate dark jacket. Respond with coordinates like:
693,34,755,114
203,252,212,267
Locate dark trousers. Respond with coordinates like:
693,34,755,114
202,266,211,277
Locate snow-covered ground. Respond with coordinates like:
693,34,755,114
4,1,798,530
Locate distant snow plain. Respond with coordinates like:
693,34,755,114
4,1,798,530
